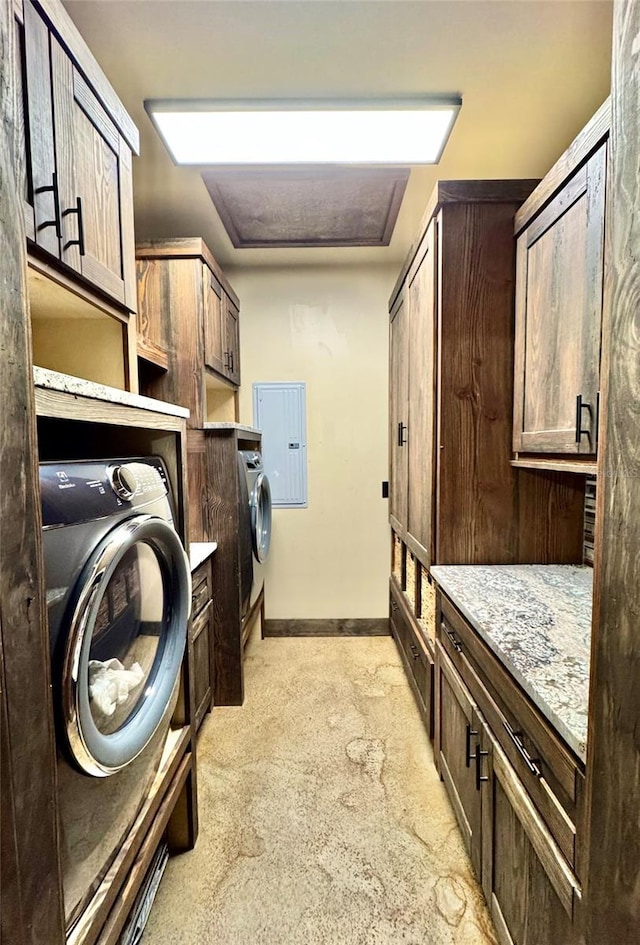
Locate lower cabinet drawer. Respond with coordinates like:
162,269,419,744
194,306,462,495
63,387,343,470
390,581,434,738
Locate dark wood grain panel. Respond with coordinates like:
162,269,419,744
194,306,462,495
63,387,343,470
205,430,244,706
516,468,584,564
390,179,539,310
0,2,64,937
263,618,389,637
436,201,521,564
584,3,640,941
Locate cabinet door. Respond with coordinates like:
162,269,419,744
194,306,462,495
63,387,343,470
191,602,213,730
435,642,482,876
51,38,136,310
406,222,437,561
223,294,241,385
203,266,225,375
21,0,58,253
480,724,581,945
513,144,606,454
389,293,409,528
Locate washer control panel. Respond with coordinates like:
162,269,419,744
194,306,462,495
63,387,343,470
40,457,170,528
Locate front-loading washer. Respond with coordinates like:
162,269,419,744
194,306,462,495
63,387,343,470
237,450,272,619
40,456,191,931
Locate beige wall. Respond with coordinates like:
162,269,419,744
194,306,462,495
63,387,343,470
230,264,397,620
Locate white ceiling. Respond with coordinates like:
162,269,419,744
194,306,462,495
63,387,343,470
63,0,612,269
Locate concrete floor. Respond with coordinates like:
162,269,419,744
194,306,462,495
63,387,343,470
142,633,497,945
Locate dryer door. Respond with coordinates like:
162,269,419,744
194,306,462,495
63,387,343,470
62,514,191,776
250,472,272,564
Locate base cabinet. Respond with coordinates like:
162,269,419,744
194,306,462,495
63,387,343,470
435,641,581,945
390,581,434,736
480,726,581,945
435,645,482,876
190,560,214,730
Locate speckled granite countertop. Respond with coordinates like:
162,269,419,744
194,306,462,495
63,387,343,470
34,367,190,418
189,542,218,572
203,422,261,436
430,565,593,761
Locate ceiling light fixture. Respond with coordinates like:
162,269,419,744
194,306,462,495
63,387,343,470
145,97,461,165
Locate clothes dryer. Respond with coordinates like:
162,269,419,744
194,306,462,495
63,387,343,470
40,457,191,930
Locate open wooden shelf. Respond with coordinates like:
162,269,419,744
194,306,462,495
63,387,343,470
511,458,598,476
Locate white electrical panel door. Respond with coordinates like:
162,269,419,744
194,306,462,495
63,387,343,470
253,382,308,508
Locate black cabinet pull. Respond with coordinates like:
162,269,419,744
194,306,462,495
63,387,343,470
575,393,593,445
409,642,419,660
475,743,489,790
36,172,61,238
224,350,230,370
230,350,234,373
465,722,478,767
63,197,85,256
441,621,462,653
397,421,407,447
503,721,542,778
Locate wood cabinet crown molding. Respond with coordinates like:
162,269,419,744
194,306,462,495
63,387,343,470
389,179,540,311
136,238,240,309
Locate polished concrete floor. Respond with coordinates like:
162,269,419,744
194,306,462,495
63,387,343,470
142,633,497,945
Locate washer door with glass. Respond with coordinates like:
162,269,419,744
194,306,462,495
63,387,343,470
62,514,190,777
250,472,272,564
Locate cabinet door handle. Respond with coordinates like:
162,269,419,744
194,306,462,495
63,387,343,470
224,350,230,370
409,642,419,660
441,621,462,653
465,722,478,767
503,721,542,778
36,172,61,238
475,744,489,790
397,421,407,447
63,197,85,256
230,350,234,373
575,394,592,445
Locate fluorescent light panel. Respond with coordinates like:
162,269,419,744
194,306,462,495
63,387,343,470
146,99,461,165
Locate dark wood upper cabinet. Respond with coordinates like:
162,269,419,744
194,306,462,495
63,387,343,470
513,103,609,458
18,0,138,312
136,239,241,426
223,294,241,386
203,267,225,376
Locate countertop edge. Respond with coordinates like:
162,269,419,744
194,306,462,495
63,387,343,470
34,367,190,419
431,566,587,762
203,421,262,435
189,542,218,572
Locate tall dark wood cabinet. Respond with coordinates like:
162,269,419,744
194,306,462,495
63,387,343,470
389,180,588,737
